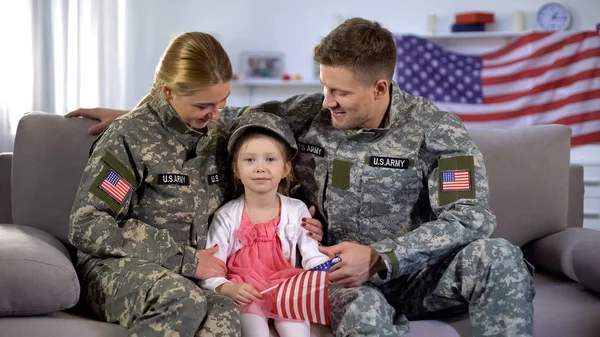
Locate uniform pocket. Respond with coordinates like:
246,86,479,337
360,165,422,218
137,169,195,236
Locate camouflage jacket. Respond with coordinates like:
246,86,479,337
69,94,233,277
225,83,496,283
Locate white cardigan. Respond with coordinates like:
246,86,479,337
200,194,330,292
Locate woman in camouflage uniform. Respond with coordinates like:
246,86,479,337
69,32,241,337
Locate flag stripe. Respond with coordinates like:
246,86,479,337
275,278,285,317
485,69,600,104
481,32,554,62
308,271,317,324
484,66,600,98
483,37,600,78
435,96,600,128
300,271,310,321
484,31,597,67
291,273,300,320
315,271,323,324
572,131,600,146
483,48,600,86
283,278,292,319
464,89,600,122
318,271,327,325
549,109,600,126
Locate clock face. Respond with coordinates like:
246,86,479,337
537,3,571,31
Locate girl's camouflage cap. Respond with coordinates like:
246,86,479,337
227,112,298,158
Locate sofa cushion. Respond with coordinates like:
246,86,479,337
0,311,127,337
531,272,600,337
468,124,571,246
0,224,80,316
11,112,97,244
522,227,600,293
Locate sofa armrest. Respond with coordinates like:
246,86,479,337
522,227,600,294
571,240,600,294
0,152,12,223
567,164,584,228
0,224,80,316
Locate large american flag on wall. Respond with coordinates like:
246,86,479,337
395,31,600,146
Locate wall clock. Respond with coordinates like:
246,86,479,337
537,3,571,31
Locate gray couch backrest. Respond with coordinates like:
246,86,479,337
468,124,572,246
10,113,573,248
12,112,97,245
0,153,12,223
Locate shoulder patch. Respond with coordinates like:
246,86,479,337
89,151,136,213
99,169,132,203
438,155,475,206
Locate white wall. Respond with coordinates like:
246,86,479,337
119,0,600,108
117,0,599,158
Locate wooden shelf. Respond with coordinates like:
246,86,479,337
424,31,526,40
232,79,322,87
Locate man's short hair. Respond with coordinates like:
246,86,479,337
313,17,397,85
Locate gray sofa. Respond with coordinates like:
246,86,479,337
1,112,600,337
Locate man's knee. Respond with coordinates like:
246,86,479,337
458,238,534,298
461,238,525,270
329,285,406,336
330,285,392,322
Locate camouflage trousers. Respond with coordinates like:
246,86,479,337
78,257,241,337
328,238,535,337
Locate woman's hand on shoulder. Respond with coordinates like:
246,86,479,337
65,108,128,135
217,282,262,306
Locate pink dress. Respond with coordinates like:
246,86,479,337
226,209,304,318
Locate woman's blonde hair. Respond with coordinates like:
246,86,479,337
136,32,232,108
231,129,300,198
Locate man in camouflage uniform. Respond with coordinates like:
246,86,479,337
225,18,535,337
69,92,241,337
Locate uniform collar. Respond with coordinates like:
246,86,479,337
345,82,409,140
147,92,212,144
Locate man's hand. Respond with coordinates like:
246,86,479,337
301,206,324,243
319,242,386,287
65,108,127,135
217,282,262,306
193,245,227,280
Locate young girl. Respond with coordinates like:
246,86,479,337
201,112,330,337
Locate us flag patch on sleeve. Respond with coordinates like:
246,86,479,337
441,169,471,191
99,169,132,203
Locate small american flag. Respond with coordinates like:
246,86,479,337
441,169,471,191
395,31,600,146
272,270,329,325
310,256,341,271
99,169,132,204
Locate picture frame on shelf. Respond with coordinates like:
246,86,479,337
241,52,284,79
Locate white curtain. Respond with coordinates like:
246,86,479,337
32,0,127,114
0,0,127,152
0,1,34,153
